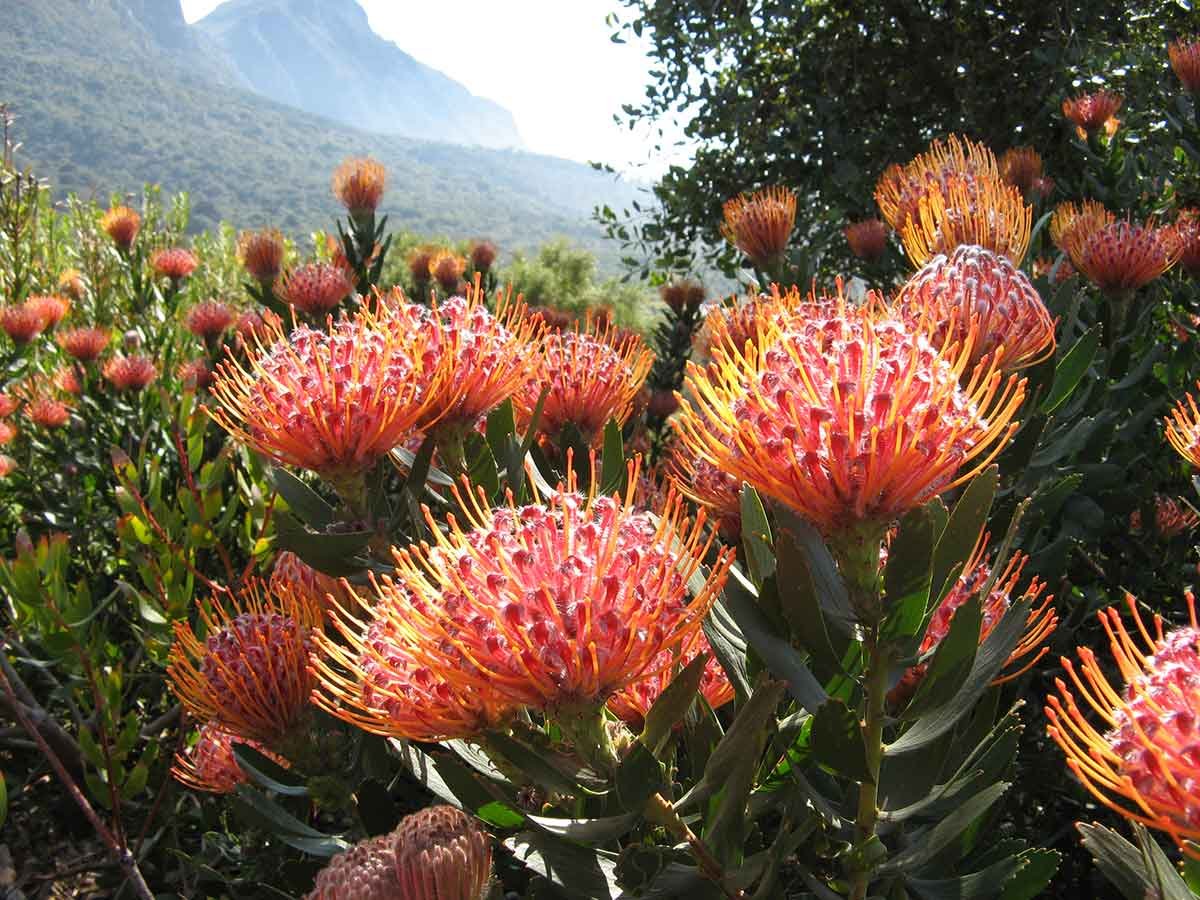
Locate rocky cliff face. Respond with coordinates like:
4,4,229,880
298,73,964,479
193,0,523,149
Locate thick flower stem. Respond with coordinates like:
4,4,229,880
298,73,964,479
849,633,889,900
644,792,744,899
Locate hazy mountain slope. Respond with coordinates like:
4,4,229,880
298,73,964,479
195,0,523,149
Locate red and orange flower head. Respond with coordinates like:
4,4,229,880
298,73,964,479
234,308,282,344
720,186,796,271
102,354,158,392
1046,592,1200,857
53,366,82,396
168,579,321,746
277,262,355,316
659,279,707,314
844,218,889,261
56,268,86,302
1032,256,1077,285
999,146,1044,196
269,550,350,619
1049,199,1115,253
899,173,1032,268
307,805,493,900
332,157,387,219
1033,176,1056,200
875,135,1000,232
1,305,44,346
890,534,1056,706
1166,384,1200,469
0,455,14,478
666,428,742,539
1130,495,1200,539
24,295,70,331
177,359,213,392
100,205,141,252
407,245,438,287
237,228,286,284
24,395,71,429
0,394,17,418
428,250,467,294
676,290,1026,554
184,299,236,342
1063,90,1123,139
150,248,199,281
607,632,734,728
1169,37,1200,94
515,314,653,446
1176,209,1200,277
171,722,287,794
469,240,498,273
208,309,441,482
57,326,110,363
0,421,17,446
696,285,809,359
1062,219,1181,296
314,467,733,735
895,244,1056,374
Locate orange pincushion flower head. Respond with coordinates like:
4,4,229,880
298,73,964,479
407,245,438,285
1166,383,1200,469
895,244,1056,374
277,262,355,316
1130,495,1200,539
515,313,653,445
428,250,467,294
57,326,110,362
1176,209,1200,277
184,299,236,341
844,218,889,261
666,428,742,539
0,455,14,478
1063,90,1123,138
237,228,286,284
332,156,386,217
0,394,17,418
999,146,1044,195
1032,255,1077,284
177,359,213,392
24,294,70,331
608,632,734,727
100,205,140,251
150,247,198,281
1046,592,1200,857
660,279,707,314
24,395,71,429
234,308,282,344
307,805,492,900
171,723,287,794
899,172,1032,267
1170,37,1200,93
0,421,17,446
469,239,498,273
676,290,1026,545
53,366,82,396
1,305,44,346
875,134,1000,231
102,354,158,392
1062,219,1181,296
269,550,351,618
696,284,811,358
168,579,321,746
1049,199,1115,253
720,186,796,270
56,268,86,302
208,308,441,481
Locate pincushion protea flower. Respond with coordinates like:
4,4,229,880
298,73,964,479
184,299,236,341
1,305,44,345
515,315,652,445
666,429,742,539
676,291,1026,548
428,250,467,294
100,205,140,251
307,805,492,900
332,157,386,217
469,240,497,273
57,326,110,362
1166,384,1200,468
660,279,707,313
607,633,734,727
1032,256,1076,284
56,269,85,301
168,580,321,746
24,396,71,429
1176,209,1200,277
875,135,1000,232
171,722,287,794
895,244,1056,373
0,455,15,478
720,186,796,270
208,309,442,483
1171,37,1200,93
999,146,1044,195
234,309,282,344
237,228,286,284
407,246,438,286
102,354,158,392
314,469,732,739
53,366,81,396
1061,218,1181,297
1130,495,1200,539
277,262,354,316
0,394,17,418
1050,199,1115,255
24,295,70,330
269,550,349,618
1063,90,1123,138
844,219,889,261
150,248,198,281
0,421,16,445
890,536,1056,706
696,285,810,359
899,173,1032,267
1046,592,1200,857
177,359,212,391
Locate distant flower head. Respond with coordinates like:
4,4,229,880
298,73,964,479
428,250,467,294
277,262,354,316
875,135,1000,232
844,218,889,261
168,579,321,746
1032,256,1076,284
24,395,71,429
307,805,492,900
1,305,44,345
1130,495,1200,539
720,186,796,269
527,305,573,332
1062,219,1181,296
1046,593,1200,857
0,455,15,478
185,299,236,341
608,632,734,727
469,240,498,273
332,157,387,217
237,228,286,284
1169,37,1200,94
895,244,1056,373
53,366,82,396
177,359,213,392
0,421,17,446
57,326,110,362
103,354,158,392
407,245,438,286
659,279,707,313
1062,90,1123,138
1033,176,1056,200
646,389,679,421
515,314,653,445
101,206,141,252
56,269,86,302
1050,199,1115,253
171,723,287,794
1166,384,1200,469
234,308,282,344
1176,209,1200,277
0,394,18,418
999,146,1044,195
150,248,198,281
24,294,70,331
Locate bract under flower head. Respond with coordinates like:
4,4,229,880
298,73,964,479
209,310,442,480
101,205,141,251
676,290,1026,541
277,262,354,316
150,248,199,281
103,354,158,392
332,157,386,216
1046,593,1200,857
515,314,652,445
25,294,70,330
875,134,1000,232
720,186,796,269
895,244,1056,373
237,228,286,284
1063,90,1123,137
171,722,288,794
1166,384,1200,469
844,219,889,261
1171,37,1200,93
607,632,734,727
899,172,1031,267
307,805,492,900
57,326,110,362
168,579,321,746
1062,219,1181,295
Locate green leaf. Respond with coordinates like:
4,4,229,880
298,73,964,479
527,812,640,843
905,853,1024,900
1039,325,1099,414
997,849,1060,900
273,512,371,577
464,432,500,498
231,785,350,856
232,745,309,797
810,698,872,783
476,800,526,829
485,730,607,797
615,742,664,811
703,593,751,702
0,772,8,829
881,505,936,646
505,831,621,899
394,433,452,489
270,467,334,529
1078,823,1194,900
774,527,843,676
640,653,707,756
931,466,997,603
739,485,775,586
486,399,517,460
878,782,1009,875
903,592,983,719
599,419,626,496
